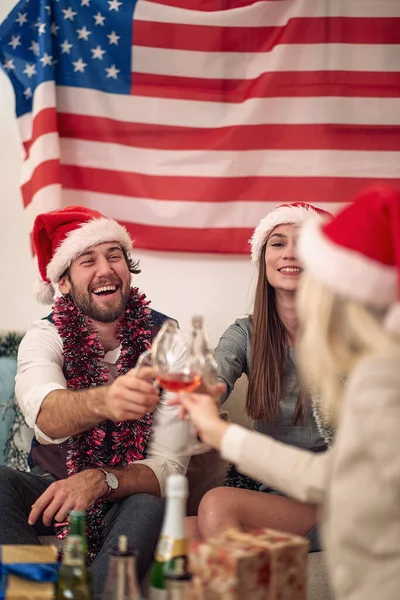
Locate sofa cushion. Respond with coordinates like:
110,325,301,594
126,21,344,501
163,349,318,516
0,356,17,465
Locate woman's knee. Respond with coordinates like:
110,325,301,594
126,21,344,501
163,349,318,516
198,487,240,538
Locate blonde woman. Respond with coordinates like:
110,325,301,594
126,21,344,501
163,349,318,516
178,187,400,599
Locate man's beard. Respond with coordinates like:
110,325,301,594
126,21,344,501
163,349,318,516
69,280,131,323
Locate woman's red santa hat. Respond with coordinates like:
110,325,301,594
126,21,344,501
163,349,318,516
250,202,332,265
33,205,133,305
298,186,400,335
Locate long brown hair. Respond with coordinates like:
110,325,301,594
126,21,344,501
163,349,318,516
246,243,303,423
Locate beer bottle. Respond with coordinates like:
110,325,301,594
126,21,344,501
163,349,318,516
69,510,93,593
149,474,189,600
56,535,91,600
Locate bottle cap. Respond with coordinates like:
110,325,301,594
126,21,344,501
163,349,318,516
166,474,188,498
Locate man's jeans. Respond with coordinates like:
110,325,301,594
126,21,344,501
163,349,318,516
0,465,164,595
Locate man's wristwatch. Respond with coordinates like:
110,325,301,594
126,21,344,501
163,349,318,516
98,468,119,498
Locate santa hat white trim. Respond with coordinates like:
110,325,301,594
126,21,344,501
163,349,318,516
47,217,133,285
250,205,322,265
298,218,397,309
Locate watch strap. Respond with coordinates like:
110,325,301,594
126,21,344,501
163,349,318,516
98,467,112,498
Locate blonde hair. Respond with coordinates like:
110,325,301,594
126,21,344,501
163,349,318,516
297,272,400,426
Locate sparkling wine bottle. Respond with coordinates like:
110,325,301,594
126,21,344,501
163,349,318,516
148,475,189,600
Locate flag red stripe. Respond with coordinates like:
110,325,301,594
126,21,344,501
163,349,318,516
21,159,60,208
23,107,58,154
131,71,400,101
143,0,266,10
44,114,400,152
134,18,400,52
22,161,400,209
119,219,252,253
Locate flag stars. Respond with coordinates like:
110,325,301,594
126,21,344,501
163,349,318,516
44,5,51,13
105,64,120,79
107,31,120,45
3,58,15,71
15,12,28,26
51,23,60,35
108,0,122,11
23,87,33,99
93,12,106,26
29,41,40,56
8,35,22,50
91,45,106,60
81,0,91,5
60,39,73,54
23,63,37,78
77,26,92,41
40,52,53,66
62,7,77,21
73,58,87,72
38,22,47,35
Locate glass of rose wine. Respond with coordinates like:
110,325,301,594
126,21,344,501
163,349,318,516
134,316,219,455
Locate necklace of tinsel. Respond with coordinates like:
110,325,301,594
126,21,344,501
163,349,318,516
52,288,153,562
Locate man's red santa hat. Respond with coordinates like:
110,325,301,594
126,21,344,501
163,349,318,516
250,202,332,265
298,186,400,335
33,205,133,304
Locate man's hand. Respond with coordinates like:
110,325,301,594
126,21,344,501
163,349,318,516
100,366,160,422
28,470,106,527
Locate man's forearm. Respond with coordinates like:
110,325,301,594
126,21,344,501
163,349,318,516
36,387,108,438
106,463,161,499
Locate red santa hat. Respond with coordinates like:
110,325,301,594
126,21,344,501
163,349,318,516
250,202,332,265
298,186,400,335
32,205,133,304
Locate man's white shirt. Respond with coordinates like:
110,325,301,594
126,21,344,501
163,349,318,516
15,319,190,495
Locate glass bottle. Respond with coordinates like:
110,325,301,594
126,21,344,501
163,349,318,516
56,535,91,600
69,510,93,593
103,535,140,600
149,475,189,600
165,557,193,600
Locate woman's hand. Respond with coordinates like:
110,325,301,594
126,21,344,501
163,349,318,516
178,393,230,451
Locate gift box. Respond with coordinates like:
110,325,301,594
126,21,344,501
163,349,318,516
189,528,309,600
0,545,59,600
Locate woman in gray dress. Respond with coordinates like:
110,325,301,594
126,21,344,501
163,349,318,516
187,202,332,548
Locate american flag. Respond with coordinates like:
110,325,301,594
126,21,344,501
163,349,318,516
1,0,400,254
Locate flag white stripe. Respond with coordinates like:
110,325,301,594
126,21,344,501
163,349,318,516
18,82,400,144
25,185,343,230
20,133,400,185
136,0,400,27
133,44,400,79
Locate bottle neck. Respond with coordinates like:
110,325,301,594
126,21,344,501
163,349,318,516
160,494,187,541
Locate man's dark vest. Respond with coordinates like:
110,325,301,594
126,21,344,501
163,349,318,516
30,309,175,479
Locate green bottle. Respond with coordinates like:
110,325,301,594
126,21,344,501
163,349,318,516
149,475,189,600
57,535,91,600
69,510,93,593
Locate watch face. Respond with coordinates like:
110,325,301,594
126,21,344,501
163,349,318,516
107,473,119,490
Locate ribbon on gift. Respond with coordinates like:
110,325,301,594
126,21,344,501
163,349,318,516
0,547,59,600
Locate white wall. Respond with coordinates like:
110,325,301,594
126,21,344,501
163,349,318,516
0,0,254,346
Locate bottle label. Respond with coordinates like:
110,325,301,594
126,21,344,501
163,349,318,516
155,537,187,563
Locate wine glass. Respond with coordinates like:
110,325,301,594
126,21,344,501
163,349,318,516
134,317,219,456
